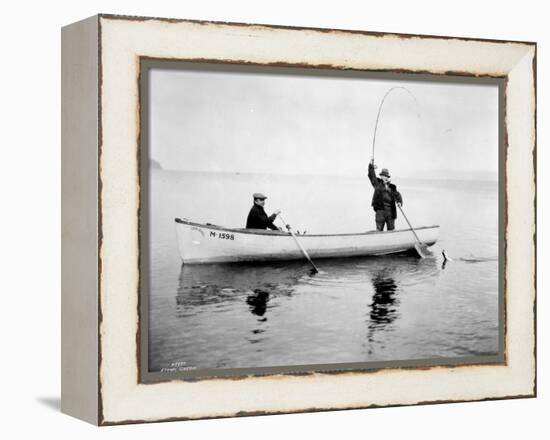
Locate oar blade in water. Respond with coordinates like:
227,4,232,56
414,242,431,259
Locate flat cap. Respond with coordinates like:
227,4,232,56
253,192,267,199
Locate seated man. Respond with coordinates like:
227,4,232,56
246,193,281,230
368,160,403,231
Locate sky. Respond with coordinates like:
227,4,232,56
148,65,499,180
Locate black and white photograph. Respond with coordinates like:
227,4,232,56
5,0,542,433
141,62,503,377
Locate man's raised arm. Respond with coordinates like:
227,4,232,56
368,161,378,187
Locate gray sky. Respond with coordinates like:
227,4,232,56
149,67,499,180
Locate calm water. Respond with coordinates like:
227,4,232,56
147,170,499,372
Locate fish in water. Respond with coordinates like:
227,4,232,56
442,250,453,262
442,250,498,263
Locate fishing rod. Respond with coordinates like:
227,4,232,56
371,87,427,259
371,86,420,162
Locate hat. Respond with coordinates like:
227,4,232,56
253,192,267,199
380,168,391,178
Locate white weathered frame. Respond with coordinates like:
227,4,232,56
61,14,536,425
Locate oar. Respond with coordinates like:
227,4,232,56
397,205,430,258
278,214,319,274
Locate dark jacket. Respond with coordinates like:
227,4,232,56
246,204,279,230
368,163,403,219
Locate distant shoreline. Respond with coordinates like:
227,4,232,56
150,167,499,183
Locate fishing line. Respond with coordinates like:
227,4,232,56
371,86,421,162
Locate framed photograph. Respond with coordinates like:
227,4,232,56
61,14,536,425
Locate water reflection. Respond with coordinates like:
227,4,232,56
175,261,307,318
247,289,270,343
246,289,270,317
370,271,399,326
362,257,439,356
174,256,439,356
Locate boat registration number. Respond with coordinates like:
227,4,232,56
210,231,235,240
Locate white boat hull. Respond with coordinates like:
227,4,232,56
175,218,439,264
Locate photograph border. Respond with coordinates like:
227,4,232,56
138,59,508,383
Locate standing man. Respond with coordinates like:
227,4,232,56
246,193,281,230
368,159,403,231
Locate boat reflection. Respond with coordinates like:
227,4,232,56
175,261,307,318
175,256,439,346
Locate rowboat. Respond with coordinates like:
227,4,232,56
175,218,439,264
